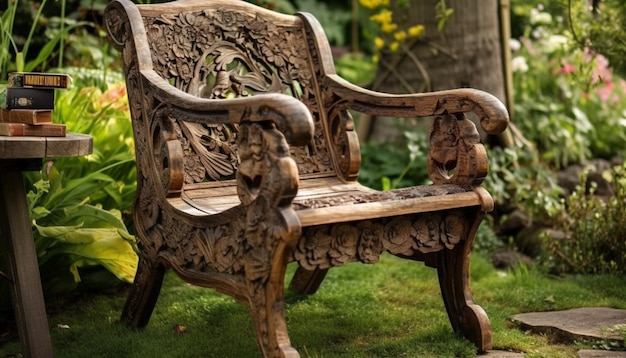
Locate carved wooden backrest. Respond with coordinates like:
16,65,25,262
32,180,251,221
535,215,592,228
109,0,355,187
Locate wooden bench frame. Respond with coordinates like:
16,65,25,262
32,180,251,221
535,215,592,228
104,0,509,356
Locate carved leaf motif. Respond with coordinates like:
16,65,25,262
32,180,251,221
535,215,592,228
357,222,383,264
180,121,237,180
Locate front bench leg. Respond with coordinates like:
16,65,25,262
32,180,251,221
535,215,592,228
436,211,492,352
237,121,302,357
427,113,493,351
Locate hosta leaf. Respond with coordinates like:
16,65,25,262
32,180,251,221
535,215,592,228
35,223,92,243
62,204,127,231
60,232,138,283
40,227,138,283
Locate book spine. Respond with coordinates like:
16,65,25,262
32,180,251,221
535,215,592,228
24,123,66,137
0,122,66,137
0,123,26,136
8,72,71,88
5,88,55,110
0,109,53,124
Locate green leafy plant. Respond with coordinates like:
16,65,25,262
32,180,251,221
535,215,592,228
28,172,137,294
0,0,87,79
359,129,429,190
0,78,138,315
485,145,564,222
541,164,626,275
510,4,626,169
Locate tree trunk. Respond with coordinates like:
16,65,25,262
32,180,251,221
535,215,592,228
366,0,511,144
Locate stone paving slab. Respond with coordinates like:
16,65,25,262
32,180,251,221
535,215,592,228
480,350,525,357
479,349,626,357
511,307,626,344
577,349,626,358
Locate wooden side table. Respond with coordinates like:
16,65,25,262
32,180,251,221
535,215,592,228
0,133,93,358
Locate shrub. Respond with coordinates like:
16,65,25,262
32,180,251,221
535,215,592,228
541,164,626,275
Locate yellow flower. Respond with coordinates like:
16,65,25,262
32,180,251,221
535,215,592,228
374,36,385,49
359,0,378,9
389,41,399,52
372,54,379,63
370,9,393,25
394,30,407,42
408,24,425,38
360,0,390,10
381,22,398,33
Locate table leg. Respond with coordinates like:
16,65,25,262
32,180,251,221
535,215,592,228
0,170,54,358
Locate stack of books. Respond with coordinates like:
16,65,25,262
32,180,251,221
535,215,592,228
0,72,71,137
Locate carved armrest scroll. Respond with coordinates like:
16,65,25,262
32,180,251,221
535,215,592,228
140,72,313,205
322,74,509,189
322,74,509,135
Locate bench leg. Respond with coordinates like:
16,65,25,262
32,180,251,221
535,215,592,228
437,239,492,351
243,238,300,358
120,253,166,327
289,266,328,295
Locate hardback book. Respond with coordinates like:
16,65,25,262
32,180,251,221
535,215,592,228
5,88,55,109
0,123,66,137
0,109,53,124
8,72,72,89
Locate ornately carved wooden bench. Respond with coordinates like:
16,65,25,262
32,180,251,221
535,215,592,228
104,0,509,356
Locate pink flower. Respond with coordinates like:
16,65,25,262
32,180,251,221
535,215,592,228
556,60,576,75
595,79,614,102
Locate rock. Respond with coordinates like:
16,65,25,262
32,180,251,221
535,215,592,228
578,350,626,358
479,350,525,357
511,307,626,344
557,164,584,196
557,159,615,197
498,209,531,235
491,247,533,269
513,226,543,257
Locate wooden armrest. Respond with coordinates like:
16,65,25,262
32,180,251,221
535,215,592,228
140,70,314,146
322,74,509,135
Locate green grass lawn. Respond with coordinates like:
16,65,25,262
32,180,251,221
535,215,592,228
1,254,625,357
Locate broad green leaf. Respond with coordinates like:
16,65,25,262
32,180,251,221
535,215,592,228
62,204,127,231
55,232,138,283
35,223,95,244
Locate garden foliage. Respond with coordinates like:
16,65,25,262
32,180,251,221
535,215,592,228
541,165,626,276
0,0,137,312
1,0,626,320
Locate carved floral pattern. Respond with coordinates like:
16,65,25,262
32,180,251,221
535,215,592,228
293,211,469,271
141,8,337,183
